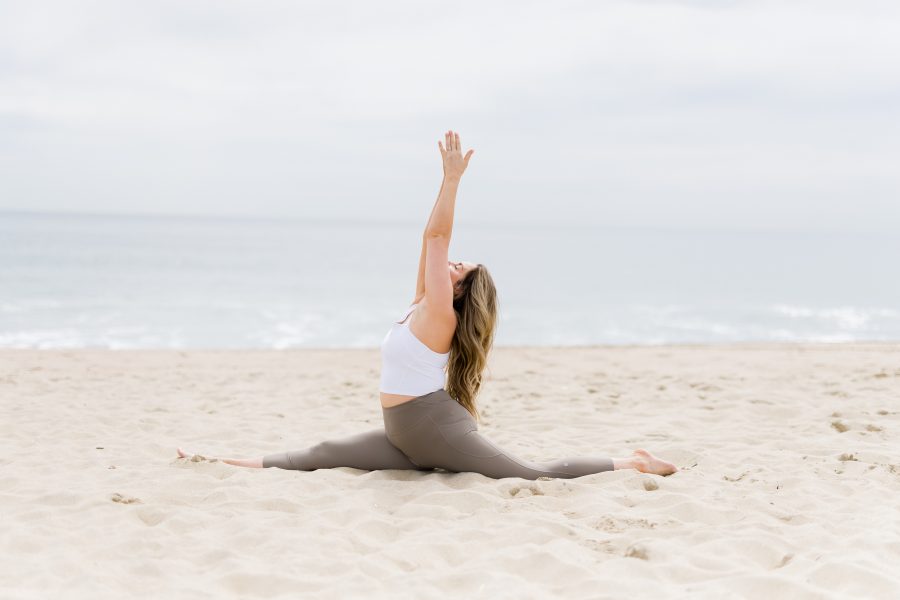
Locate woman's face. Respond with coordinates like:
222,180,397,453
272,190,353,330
448,260,478,288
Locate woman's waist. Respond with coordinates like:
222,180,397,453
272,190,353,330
380,387,452,410
381,388,475,439
380,391,420,409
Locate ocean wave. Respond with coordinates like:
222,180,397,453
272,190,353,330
769,304,900,331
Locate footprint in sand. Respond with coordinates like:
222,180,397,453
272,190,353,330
831,420,849,433
110,492,141,504
624,544,649,560
774,554,794,569
507,484,545,497
642,479,659,491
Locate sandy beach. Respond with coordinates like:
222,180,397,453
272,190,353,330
1,343,899,599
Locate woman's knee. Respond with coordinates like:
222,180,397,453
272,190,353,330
298,440,338,469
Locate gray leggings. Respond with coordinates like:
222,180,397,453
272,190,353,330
262,388,614,480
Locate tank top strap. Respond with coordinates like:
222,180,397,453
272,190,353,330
397,303,417,324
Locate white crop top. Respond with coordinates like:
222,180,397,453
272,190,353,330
379,303,450,395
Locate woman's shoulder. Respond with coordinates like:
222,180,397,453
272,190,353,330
411,297,456,327
409,298,456,354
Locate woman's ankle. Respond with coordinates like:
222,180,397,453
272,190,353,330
612,457,635,470
613,455,651,471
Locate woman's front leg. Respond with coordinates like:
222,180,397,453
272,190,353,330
262,427,430,471
176,447,263,468
178,428,429,472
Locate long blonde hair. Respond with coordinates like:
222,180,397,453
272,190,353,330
445,264,498,423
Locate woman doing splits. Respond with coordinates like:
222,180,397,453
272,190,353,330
177,130,678,480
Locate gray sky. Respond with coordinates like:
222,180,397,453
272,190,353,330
1,0,898,233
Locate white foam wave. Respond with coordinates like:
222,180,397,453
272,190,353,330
770,304,900,331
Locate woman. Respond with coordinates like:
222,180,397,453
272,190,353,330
178,130,678,479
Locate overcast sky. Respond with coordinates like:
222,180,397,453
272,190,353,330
1,0,898,233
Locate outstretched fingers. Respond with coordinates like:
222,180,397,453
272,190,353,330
439,130,474,172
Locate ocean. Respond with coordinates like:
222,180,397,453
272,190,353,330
1,210,898,349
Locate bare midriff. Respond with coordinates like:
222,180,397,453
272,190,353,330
380,392,420,409
379,296,455,409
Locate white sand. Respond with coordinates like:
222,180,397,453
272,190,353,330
1,344,899,599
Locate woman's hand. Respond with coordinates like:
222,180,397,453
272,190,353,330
438,130,474,180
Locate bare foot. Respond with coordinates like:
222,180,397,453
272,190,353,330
632,448,678,476
176,447,213,462
177,447,262,468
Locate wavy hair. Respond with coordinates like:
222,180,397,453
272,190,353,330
445,264,498,423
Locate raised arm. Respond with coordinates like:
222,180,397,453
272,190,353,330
413,131,475,303
421,131,475,313
412,179,444,302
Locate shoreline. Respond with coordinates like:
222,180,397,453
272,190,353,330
3,339,900,352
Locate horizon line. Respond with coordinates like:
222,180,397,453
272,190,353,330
0,207,888,238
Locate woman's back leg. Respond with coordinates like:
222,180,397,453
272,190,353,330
414,421,614,480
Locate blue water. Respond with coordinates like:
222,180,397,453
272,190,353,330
1,210,898,348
